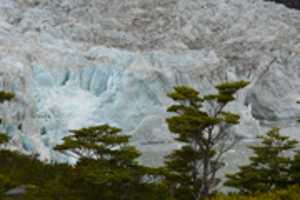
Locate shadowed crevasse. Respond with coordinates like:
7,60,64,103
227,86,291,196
265,0,300,9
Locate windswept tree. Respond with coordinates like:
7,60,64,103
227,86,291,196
164,80,249,200
55,124,166,200
225,128,297,194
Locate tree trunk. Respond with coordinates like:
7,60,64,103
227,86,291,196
200,148,210,199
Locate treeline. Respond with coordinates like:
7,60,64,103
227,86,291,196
0,81,300,200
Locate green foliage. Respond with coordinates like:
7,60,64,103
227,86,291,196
55,124,134,159
164,81,249,200
211,80,250,104
290,151,300,185
55,124,166,200
0,91,14,103
0,91,14,145
225,128,297,194
0,174,15,199
1,82,300,200
293,101,300,183
211,185,300,200
0,150,77,200
0,91,167,200
0,91,15,198
0,134,9,145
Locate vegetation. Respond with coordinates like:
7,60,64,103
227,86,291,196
0,150,75,200
0,91,14,145
0,91,14,103
211,186,300,200
225,128,297,194
0,91,15,199
54,124,166,200
163,81,249,200
0,82,300,199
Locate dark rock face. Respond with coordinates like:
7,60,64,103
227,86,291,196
266,0,300,9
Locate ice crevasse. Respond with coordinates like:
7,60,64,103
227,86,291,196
0,0,299,167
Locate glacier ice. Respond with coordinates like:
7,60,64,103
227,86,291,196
0,0,299,167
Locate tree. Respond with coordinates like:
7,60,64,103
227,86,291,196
0,91,15,199
0,149,79,200
211,185,300,200
290,102,300,185
225,128,297,194
0,91,14,145
55,124,166,200
290,151,300,186
164,80,249,200
0,92,14,103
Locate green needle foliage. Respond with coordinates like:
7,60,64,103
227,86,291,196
0,150,77,200
0,134,9,145
225,128,297,194
164,80,249,200
0,91,14,198
0,92,14,103
55,124,166,200
290,151,300,186
0,91,14,145
211,185,300,200
290,108,300,187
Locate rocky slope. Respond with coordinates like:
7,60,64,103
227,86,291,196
0,0,299,166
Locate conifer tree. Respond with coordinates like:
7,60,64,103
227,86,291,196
55,124,166,200
290,101,300,185
290,151,300,185
0,91,14,103
0,91,14,198
225,128,297,194
0,91,14,144
164,80,249,200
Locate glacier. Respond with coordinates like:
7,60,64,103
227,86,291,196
0,0,299,167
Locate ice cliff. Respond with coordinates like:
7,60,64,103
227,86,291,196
0,0,299,166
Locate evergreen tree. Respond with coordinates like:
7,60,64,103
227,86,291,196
225,128,297,194
0,91,14,198
55,124,166,200
290,151,300,185
0,91,14,145
164,80,249,200
0,149,79,200
291,102,300,185
0,92,14,103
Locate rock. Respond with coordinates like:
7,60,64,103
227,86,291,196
5,185,27,197
265,0,300,9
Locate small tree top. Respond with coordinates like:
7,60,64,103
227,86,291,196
0,91,14,145
249,128,298,164
0,133,9,145
225,128,297,194
55,124,141,163
0,92,14,103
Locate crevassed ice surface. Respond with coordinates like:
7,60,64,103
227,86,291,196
0,0,300,166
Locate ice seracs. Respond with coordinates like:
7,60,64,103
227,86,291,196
0,0,299,166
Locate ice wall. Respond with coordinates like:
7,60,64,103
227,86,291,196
0,0,299,166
